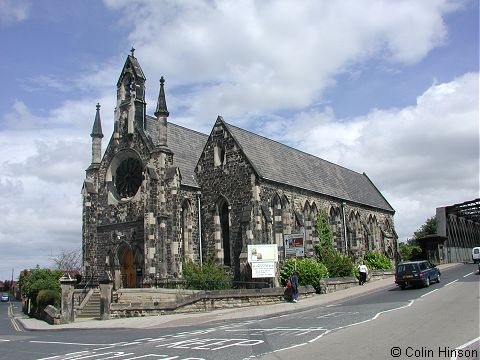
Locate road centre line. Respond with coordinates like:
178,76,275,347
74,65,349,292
421,289,439,298
463,272,474,277
0,339,11,342
444,279,459,286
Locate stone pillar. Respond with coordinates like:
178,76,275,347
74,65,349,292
60,273,77,324
99,272,113,320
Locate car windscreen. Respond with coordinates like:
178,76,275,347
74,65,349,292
397,264,417,273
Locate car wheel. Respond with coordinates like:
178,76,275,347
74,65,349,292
425,277,430,287
400,285,406,290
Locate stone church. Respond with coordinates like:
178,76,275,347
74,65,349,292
82,52,397,289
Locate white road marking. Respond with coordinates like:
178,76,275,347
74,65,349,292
96,352,135,360
316,311,359,318
31,340,121,346
445,279,459,286
36,350,90,360
308,329,332,343
270,342,308,353
463,272,474,277
155,338,263,351
225,327,326,333
0,339,11,342
450,336,480,360
421,289,439,298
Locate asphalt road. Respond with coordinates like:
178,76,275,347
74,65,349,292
0,263,478,360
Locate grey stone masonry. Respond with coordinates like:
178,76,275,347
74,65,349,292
82,52,397,292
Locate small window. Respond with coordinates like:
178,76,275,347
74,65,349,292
214,144,226,167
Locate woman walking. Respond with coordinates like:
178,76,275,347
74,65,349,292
291,270,299,302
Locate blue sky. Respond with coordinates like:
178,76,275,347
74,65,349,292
0,0,478,281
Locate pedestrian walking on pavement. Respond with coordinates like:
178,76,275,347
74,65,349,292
358,262,368,285
291,270,299,302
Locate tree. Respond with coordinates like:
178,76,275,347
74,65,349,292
313,209,356,277
413,216,436,239
397,216,436,261
49,248,81,273
315,208,333,249
398,242,422,261
18,268,63,314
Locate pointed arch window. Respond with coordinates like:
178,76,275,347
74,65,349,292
181,199,193,262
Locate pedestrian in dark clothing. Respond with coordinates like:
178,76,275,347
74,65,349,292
291,270,299,302
283,278,293,302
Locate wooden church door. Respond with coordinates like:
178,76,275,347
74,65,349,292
122,249,136,288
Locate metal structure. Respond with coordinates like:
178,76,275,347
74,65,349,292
436,198,480,263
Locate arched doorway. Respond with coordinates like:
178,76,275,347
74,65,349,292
121,248,136,288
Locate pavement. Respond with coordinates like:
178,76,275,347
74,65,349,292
13,263,461,331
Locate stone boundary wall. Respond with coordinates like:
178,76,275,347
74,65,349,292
110,285,317,318
319,270,395,294
42,305,61,325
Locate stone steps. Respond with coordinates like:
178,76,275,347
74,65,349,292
76,290,100,319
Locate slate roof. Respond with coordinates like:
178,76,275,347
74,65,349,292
144,115,208,188
143,115,393,212
167,124,208,188
223,122,394,213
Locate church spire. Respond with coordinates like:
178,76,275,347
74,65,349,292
91,103,103,165
154,77,169,117
155,77,169,148
91,103,104,139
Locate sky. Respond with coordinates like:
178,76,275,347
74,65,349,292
0,0,478,282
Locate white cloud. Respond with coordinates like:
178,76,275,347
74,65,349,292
266,72,479,240
102,0,461,127
0,98,112,279
0,0,474,280
0,0,30,25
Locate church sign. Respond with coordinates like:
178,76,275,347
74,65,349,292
247,244,278,263
251,262,276,278
247,244,278,278
284,233,305,259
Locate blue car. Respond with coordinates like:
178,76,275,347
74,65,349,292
395,260,441,290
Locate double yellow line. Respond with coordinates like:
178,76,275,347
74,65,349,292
8,302,23,332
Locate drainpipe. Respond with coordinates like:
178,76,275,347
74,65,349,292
196,191,203,267
342,202,348,254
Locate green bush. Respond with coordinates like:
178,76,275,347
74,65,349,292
36,289,60,309
182,258,232,290
363,251,393,270
399,242,422,261
280,258,328,293
18,268,63,315
314,244,356,277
